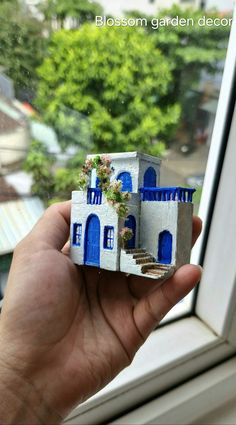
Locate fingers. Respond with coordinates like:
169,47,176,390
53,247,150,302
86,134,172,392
133,264,202,340
192,216,202,246
27,201,71,251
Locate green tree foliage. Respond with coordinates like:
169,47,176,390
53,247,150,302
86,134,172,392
40,0,103,29
36,25,180,155
126,6,231,143
151,6,231,99
0,0,47,100
24,140,78,204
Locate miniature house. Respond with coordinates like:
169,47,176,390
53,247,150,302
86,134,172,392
70,152,195,280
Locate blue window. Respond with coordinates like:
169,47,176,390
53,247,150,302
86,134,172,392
117,172,132,192
72,223,82,246
144,167,157,188
104,226,114,250
124,215,136,249
158,230,172,264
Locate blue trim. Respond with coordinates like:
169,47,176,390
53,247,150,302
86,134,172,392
87,188,102,205
117,172,133,192
158,231,172,264
84,214,100,266
124,215,136,249
72,223,82,246
139,187,196,202
144,167,157,187
104,226,114,250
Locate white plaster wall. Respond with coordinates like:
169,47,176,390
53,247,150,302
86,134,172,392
111,157,140,192
111,157,161,192
138,159,160,189
71,191,120,271
140,201,193,267
70,191,142,271
87,152,161,193
140,201,178,264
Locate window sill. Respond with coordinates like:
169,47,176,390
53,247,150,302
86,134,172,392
109,357,236,425
64,317,234,424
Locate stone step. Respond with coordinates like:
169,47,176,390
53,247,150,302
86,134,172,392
125,248,146,255
132,252,150,259
155,264,172,270
135,256,155,265
145,269,165,277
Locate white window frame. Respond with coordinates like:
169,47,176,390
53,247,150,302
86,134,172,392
65,9,236,425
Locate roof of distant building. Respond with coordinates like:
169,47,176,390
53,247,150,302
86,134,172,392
0,177,19,202
0,197,45,255
0,96,27,134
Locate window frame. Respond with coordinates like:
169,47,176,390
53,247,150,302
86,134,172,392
72,223,82,246
64,10,236,424
103,226,114,250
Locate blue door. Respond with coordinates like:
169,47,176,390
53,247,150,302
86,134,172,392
144,167,157,187
158,231,172,264
84,215,100,266
125,215,136,249
117,172,132,192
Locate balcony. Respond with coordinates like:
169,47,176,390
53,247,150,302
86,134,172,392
139,187,196,203
87,188,102,205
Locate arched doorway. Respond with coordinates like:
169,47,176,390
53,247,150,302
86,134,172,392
144,167,157,187
125,215,136,249
117,172,132,192
158,231,172,264
84,215,100,266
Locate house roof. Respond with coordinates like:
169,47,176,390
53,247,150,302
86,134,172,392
87,152,161,165
0,96,26,134
0,177,19,202
0,197,45,255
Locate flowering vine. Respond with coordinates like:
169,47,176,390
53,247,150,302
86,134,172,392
78,155,133,246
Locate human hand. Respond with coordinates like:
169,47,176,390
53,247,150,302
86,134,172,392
0,201,202,424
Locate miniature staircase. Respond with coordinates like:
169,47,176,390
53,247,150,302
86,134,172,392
120,248,175,280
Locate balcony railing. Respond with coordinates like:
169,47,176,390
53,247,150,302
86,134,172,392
87,188,102,205
139,187,196,202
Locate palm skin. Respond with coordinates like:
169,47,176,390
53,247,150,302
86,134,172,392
0,202,202,421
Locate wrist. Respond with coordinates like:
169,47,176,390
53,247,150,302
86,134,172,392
0,358,62,425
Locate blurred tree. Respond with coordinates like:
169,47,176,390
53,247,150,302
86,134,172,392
126,6,231,146
0,0,47,100
40,0,103,29
24,140,78,204
36,25,180,155
24,140,55,200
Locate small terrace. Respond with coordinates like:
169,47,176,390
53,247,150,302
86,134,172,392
139,187,196,202
87,188,102,205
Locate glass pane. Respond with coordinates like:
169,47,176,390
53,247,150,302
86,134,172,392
0,0,233,321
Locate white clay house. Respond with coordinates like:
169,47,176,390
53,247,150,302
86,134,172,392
70,152,195,280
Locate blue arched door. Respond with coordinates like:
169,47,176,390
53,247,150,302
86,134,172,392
144,167,157,187
125,215,136,249
158,231,172,264
84,215,100,266
117,172,132,192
